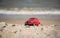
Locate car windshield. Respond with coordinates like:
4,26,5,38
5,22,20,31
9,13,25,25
29,18,35,20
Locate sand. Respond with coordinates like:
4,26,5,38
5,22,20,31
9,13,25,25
0,22,60,38
1,19,60,25
0,14,60,25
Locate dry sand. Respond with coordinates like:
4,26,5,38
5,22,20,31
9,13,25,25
0,22,60,38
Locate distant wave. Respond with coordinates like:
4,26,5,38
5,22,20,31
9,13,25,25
0,10,60,14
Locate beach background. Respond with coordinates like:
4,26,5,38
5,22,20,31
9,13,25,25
0,0,60,38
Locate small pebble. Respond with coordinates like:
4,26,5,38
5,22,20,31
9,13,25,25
5,23,8,26
41,24,43,26
0,35,2,38
20,29,21,32
0,29,3,31
41,28,43,30
12,25,15,27
54,25,56,26
2,26,6,28
14,31,17,33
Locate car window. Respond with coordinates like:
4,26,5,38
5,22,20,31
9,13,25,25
29,18,35,20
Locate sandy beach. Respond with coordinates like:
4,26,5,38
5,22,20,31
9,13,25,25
0,22,60,38
0,14,60,38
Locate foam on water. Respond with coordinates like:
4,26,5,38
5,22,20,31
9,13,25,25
0,10,60,14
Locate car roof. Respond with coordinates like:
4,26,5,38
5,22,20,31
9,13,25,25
29,18,38,19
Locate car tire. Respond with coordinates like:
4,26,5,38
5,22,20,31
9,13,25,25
33,24,38,26
25,24,27,26
29,23,34,26
25,22,34,26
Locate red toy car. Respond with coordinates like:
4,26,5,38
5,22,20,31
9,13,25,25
25,18,40,26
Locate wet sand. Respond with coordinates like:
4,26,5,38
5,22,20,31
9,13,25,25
0,14,60,25
0,19,60,25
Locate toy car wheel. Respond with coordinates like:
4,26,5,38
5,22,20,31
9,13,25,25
29,23,34,26
25,23,28,26
25,23,34,26
34,24,39,26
